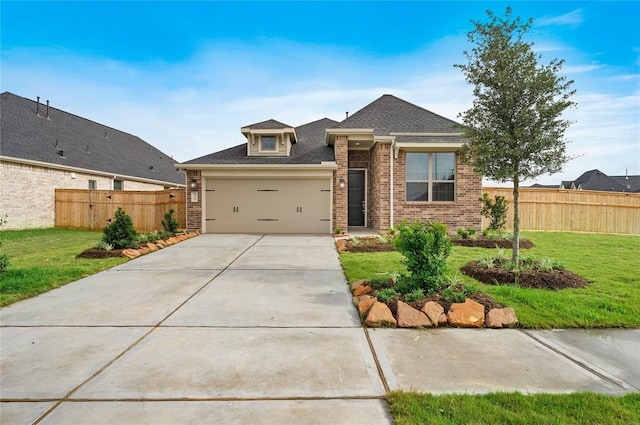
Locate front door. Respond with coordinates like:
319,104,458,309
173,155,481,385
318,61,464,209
348,170,365,227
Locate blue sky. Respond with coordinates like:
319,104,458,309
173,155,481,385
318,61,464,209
2,1,639,185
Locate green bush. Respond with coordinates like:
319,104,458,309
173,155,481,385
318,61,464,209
480,193,508,232
161,209,180,236
0,216,9,272
102,207,137,249
375,287,400,303
393,220,452,293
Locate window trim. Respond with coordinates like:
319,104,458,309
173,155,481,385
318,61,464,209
405,152,456,203
259,135,278,152
88,179,97,190
113,179,124,191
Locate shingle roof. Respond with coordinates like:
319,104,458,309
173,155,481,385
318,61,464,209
183,118,337,165
571,169,627,192
242,119,294,129
1,92,184,185
611,175,640,193
332,94,461,136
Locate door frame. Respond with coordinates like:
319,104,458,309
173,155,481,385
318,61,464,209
347,169,367,227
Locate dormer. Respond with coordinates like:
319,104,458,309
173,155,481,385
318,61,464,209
241,119,297,157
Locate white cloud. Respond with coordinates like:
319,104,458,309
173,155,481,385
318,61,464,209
536,9,584,28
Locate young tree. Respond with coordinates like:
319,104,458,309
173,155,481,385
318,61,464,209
455,7,576,264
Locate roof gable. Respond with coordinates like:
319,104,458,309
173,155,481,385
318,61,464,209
572,169,627,192
242,119,293,129
332,94,460,136
1,92,184,185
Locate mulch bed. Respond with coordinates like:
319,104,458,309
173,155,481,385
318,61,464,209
345,242,395,253
460,261,589,290
76,249,124,259
452,238,535,249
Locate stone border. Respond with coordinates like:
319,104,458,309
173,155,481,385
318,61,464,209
121,232,200,259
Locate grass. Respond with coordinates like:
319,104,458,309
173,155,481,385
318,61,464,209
0,228,127,306
339,232,640,328
387,392,640,425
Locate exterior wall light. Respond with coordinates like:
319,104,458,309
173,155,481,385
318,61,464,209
190,179,197,189
339,178,345,189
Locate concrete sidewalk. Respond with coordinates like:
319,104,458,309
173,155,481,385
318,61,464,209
1,235,638,424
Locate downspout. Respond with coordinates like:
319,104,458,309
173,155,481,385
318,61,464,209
390,140,394,229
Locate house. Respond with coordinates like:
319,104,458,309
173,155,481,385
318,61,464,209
179,95,482,234
559,169,639,192
0,92,185,230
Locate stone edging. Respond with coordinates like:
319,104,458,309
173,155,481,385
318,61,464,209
121,232,200,259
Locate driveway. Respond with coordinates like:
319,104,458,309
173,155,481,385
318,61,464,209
1,234,637,424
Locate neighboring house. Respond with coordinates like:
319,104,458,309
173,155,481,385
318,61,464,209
0,92,185,229
179,94,482,234
559,169,638,192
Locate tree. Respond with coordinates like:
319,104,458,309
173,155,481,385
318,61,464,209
455,7,576,264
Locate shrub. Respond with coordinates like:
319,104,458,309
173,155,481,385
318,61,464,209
161,209,180,236
480,193,508,232
393,220,452,293
375,287,400,303
404,288,425,302
0,215,9,272
103,207,137,249
94,240,114,251
457,227,477,240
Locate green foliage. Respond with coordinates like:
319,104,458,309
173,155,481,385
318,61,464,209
161,209,180,235
404,288,425,302
456,227,477,240
480,193,508,232
94,240,114,251
441,286,466,304
393,220,452,293
0,215,9,272
375,287,400,303
102,207,137,249
333,226,343,235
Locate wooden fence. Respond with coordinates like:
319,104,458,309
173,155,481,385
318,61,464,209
55,189,186,233
482,187,640,235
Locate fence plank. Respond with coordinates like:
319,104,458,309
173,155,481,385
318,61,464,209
55,189,186,233
482,187,640,235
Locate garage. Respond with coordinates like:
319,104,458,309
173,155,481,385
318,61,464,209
205,178,332,234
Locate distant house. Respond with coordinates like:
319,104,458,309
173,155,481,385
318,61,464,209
530,169,640,193
179,94,482,234
0,92,185,229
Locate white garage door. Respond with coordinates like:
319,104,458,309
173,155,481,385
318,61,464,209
205,178,331,234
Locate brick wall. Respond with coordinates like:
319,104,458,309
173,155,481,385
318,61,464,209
392,150,482,234
0,160,166,230
369,143,391,231
186,169,202,232
332,136,348,232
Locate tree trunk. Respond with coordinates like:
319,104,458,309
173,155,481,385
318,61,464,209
512,175,520,265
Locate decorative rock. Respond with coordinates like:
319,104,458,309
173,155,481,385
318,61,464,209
350,280,373,296
146,242,159,252
365,301,397,327
122,249,140,259
421,301,445,327
396,301,431,328
168,237,180,245
336,239,348,253
486,307,519,329
155,240,167,248
438,313,448,326
447,299,485,328
353,295,377,317
137,247,150,255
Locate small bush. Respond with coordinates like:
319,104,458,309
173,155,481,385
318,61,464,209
161,209,180,236
393,220,452,293
102,207,137,249
375,287,400,303
0,216,10,272
441,286,466,304
94,240,114,251
404,288,425,302
480,193,508,232
456,227,477,240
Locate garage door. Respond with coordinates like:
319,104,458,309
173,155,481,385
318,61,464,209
205,178,331,233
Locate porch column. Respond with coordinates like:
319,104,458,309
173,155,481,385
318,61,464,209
186,170,202,232
333,135,349,232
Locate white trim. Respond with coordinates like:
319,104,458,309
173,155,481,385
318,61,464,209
1,155,185,187
178,162,338,170
390,143,394,228
390,132,464,136
326,128,375,134
395,142,465,150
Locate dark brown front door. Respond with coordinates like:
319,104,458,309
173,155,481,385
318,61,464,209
348,170,365,226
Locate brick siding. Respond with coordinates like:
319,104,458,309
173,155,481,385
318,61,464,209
186,169,202,232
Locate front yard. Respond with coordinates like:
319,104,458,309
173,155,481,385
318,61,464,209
340,232,640,328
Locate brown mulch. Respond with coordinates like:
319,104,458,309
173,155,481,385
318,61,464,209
345,242,395,253
76,249,124,259
453,238,535,249
460,261,589,290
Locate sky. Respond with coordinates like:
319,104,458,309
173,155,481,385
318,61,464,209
2,0,639,186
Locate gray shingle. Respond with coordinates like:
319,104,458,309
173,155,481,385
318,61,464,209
571,169,627,192
1,92,184,185
242,119,294,129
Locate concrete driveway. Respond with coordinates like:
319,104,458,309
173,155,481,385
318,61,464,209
1,234,637,424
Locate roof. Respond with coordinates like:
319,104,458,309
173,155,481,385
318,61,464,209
241,119,294,130
183,118,338,165
331,94,461,136
1,92,184,185
571,169,627,192
611,175,640,193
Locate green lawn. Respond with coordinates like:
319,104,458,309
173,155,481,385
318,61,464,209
340,232,640,328
387,392,640,425
0,228,127,306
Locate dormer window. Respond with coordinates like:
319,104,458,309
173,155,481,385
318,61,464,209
260,135,277,152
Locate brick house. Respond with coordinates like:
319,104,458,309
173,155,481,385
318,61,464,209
0,92,185,229
179,94,482,234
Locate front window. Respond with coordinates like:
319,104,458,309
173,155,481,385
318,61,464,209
406,152,455,202
113,179,123,191
88,180,96,190
260,136,277,151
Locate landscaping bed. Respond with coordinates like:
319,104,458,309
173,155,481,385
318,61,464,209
76,232,199,259
452,237,535,249
461,261,588,290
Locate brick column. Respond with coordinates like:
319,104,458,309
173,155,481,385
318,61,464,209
333,135,348,232
186,170,202,232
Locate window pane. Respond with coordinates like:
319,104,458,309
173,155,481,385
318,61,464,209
433,153,455,180
261,136,276,150
407,182,429,202
88,180,96,190
114,180,123,191
433,182,454,201
406,153,428,181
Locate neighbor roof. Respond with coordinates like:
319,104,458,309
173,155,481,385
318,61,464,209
611,175,640,193
183,118,337,165
241,119,294,130
1,92,184,185
331,94,461,136
570,169,627,192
